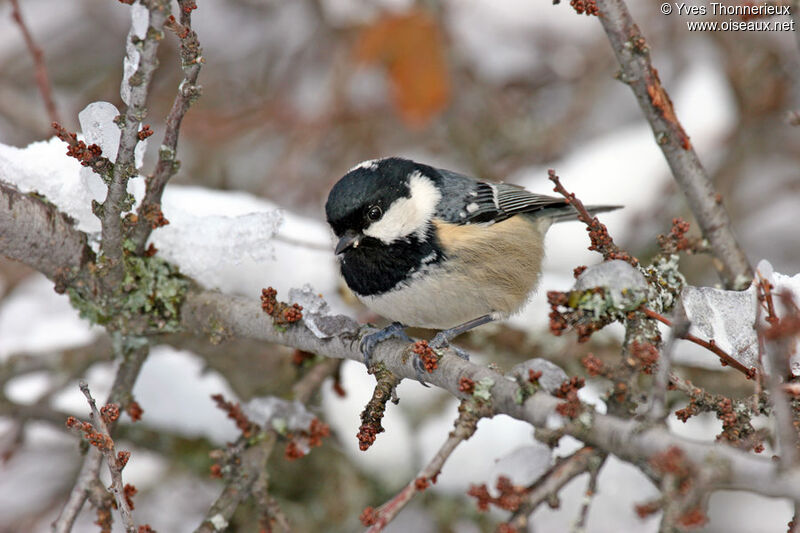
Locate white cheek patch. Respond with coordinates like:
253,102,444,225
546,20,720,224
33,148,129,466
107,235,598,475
363,171,441,244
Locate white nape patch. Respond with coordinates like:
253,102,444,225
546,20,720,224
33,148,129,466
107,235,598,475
363,171,441,244
466,202,479,213
348,158,380,172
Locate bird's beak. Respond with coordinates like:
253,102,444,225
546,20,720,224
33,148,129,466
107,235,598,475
335,230,361,255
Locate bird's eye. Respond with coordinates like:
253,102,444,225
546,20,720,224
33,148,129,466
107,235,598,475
366,205,382,221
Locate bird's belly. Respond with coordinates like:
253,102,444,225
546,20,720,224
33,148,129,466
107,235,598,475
357,265,526,329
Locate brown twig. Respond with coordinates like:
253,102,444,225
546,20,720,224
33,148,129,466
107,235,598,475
362,401,484,532
593,0,752,289
101,1,170,282
292,358,341,404
646,307,690,421
52,343,149,533
195,435,277,533
9,0,61,125
574,451,605,531
76,381,136,533
548,169,636,266
132,0,204,254
641,307,755,378
357,367,401,451
756,277,800,469
507,447,603,529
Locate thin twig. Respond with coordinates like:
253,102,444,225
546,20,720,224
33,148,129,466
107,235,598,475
292,358,341,404
52,343,149,533
9,0,61,125
101,1,170,280
757,280,800,469
364,401,484,532
132,0,204,254
594,0,752,289
508,447,602,530
647,306,690,421
548,169,636,266
642,307,755,378
573,452,605,532
194,434,277,533
78,381,136,533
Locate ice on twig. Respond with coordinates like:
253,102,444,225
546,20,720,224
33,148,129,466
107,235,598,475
77,102,148,211
288,285,359,338
121,2,149,105
680,284,759,370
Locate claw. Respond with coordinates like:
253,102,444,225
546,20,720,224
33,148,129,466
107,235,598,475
412,356,431,387
429,332,470,361
360,322,411,368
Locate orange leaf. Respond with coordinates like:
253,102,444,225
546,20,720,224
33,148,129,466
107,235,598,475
354,9,450,127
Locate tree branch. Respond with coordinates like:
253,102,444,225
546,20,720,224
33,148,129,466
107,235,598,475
77,381,136,533
508,447,602,529
180,289,800,501
364,401,484,532
9,0,61,125
594,0,753,289
0,181,94,281
52,343,149,533
101,0,170,279
132,0,204,254
3,169,798,511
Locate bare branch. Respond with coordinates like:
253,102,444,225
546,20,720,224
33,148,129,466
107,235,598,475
9,0,61,125
132,0,204,254
594,0,753,289
194,434,277,533
646,307,689,421
363,401,484,532
0,181,94,281
77,381,136,533
508,447,603,529
180,290,800,502
52,343,149,533
292,358,341,404
642,306,755,377
101,1,170,279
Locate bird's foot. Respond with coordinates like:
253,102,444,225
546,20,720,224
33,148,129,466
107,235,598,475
359,322,411,368
429,331,470,361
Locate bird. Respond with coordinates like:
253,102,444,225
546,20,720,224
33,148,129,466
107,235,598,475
325,157,619,379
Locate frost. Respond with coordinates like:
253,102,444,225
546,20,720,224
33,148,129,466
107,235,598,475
575,260,648,310
508,358,568,394
121,3,149,105
490,443,553,488
680,283,759,370
244,396,315,434
288,285,359,338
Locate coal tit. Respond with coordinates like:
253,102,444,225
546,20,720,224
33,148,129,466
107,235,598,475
326,157,619,374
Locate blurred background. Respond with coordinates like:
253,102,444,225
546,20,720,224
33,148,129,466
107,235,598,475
0,0,798,531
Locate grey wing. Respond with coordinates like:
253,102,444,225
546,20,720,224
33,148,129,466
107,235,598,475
433,168,570,225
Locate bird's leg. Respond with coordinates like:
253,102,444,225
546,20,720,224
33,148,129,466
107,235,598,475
360,322,412,368
429,314,497,360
